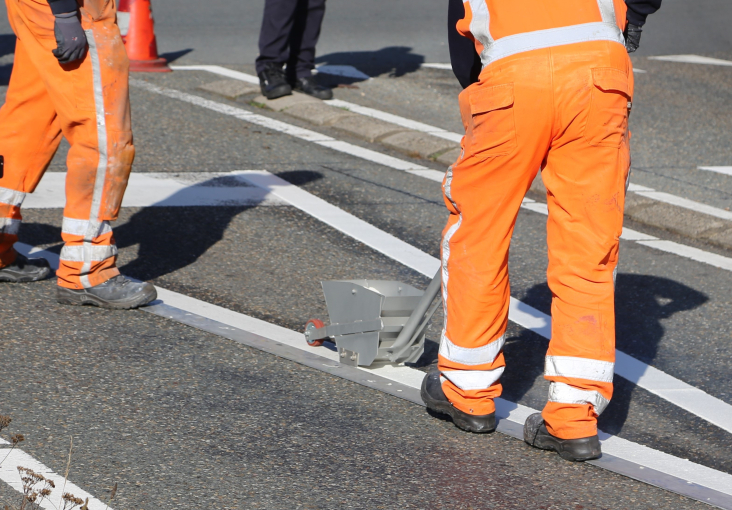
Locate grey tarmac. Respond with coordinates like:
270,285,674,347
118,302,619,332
1,1,732,508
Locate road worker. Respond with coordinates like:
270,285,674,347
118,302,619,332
0,0,156,309
421,0,661,461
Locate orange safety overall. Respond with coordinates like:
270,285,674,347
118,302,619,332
440,0,633,439
0,0,133,289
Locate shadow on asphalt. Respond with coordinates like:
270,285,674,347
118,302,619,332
504,274,708,434
315,45,424,83
159,48,193,64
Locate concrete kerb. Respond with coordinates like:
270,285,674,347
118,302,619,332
197,79,260,100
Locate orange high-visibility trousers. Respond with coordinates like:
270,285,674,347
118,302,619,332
439,39,632,438
0,0,133,289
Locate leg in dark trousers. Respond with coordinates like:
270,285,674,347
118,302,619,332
256,0,327,78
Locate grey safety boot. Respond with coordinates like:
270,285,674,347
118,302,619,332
57,275,157,310
421,369,496,433
0,253,52,283
523,412,601,462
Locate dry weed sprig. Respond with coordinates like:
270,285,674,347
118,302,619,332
103,482,117,510
0,415,11,431
17,466,55,510
61,492,84,510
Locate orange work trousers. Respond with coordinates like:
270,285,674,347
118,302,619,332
439,41,632,439
0,0,133,289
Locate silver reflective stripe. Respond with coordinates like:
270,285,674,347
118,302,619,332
545,356,614,383
548,381,610,415
440,165,462,363
60,244,117,263
481,22,625,67
0,187,25,207
81,29,111,288
0,218,20,235
440,333,505,366
596,0,617,24
467,0,494,63
62,217,112,238
441,367,505,391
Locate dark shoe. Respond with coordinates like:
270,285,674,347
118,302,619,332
57,275,157,310
293,75,333,100
523,412,601,462
258,62,292,100
420,369,496,433
0,253,51,283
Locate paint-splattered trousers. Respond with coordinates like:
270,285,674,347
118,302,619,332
439,40,633,440
0,0,133,289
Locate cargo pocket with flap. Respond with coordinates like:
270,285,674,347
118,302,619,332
584,68,630,148
466,83,516,159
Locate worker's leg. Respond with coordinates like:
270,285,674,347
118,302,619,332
9,0,134,289
0,29,62,267
540,42,633,439
438,52,553,417
255,0,299,74
288,0,326,79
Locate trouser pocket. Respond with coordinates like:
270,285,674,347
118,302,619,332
584,67,630,148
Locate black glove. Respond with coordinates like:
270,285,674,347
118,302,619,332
624,23,642,53
52,11,88,64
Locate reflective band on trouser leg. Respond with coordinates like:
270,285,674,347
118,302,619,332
0,188,26,267
59,218,119,288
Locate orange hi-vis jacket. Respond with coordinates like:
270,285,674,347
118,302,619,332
439,0,633,439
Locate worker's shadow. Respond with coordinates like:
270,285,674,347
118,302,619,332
112,170,323,282
501,274,708,434
315,46,424,85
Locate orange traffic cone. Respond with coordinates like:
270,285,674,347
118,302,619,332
117,0,171,72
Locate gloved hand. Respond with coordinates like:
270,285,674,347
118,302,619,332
624,23,642,53
52,11,88,64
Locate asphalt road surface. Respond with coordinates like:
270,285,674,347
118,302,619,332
0,1,731,509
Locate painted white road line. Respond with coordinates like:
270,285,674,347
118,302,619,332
0,445,112,510
235,170,732,435
13,242,732,500
170,64,260,84
174,65,731,224
325,99,464,143
421,62,650,74
131,80,732,274
699,166,732,177
22,172,284,209
627,183,732,221
649,55,732,67
131,80,443,183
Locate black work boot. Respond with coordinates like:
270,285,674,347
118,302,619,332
421,369,496,433
523,412,601,461
0,253,52,283
57,275,157,310
258,62,292,100
293,75,333,100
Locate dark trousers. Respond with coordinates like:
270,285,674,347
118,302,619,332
256,0,327,79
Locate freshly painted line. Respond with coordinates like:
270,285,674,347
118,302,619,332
699,166,732,177
627,183,732,221
423,62,648,74
131,79,431,174
130,80,732,274
22,172,284,209
637,239,732,272
173,65,731,224
0,445,112,510
648,55,732,67
233,171,732,435
13,241,732,505
170,64,260,84
325,98,464,143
